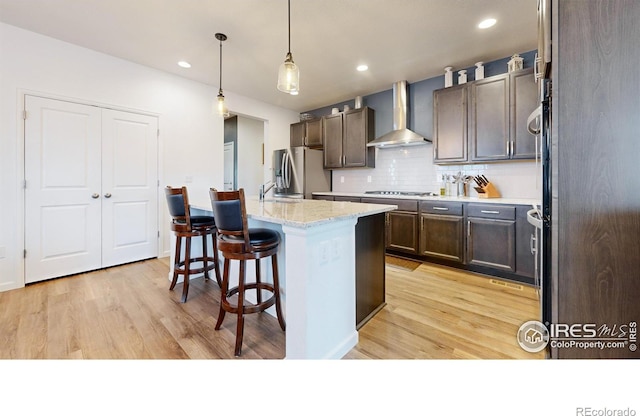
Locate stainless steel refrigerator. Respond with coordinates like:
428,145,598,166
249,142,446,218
273,147,331,198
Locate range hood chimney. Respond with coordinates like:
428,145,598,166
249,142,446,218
367,80,431,148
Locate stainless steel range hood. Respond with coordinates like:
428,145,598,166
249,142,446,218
367,80,431,148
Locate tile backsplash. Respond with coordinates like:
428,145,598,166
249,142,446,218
331,145,540,200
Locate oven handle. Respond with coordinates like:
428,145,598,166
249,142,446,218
527,105,542,135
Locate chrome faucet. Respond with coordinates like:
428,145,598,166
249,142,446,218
259,181,275,201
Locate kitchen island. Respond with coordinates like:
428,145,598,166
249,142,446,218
183,196,396,359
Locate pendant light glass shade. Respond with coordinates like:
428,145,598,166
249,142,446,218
277,0,299,94
277,52,299,94
217,90,229,118
215,33,229,117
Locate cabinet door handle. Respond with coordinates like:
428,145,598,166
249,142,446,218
530,234,537,255
467,220,471,237
480,210,500,214
432,207,449,211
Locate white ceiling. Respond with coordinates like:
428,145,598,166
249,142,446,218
0,0,537,112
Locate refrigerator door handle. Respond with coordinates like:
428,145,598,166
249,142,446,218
282,150,291,188
527,105,542,135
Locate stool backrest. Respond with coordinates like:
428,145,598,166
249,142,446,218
209,188,251,248
165,186,192,232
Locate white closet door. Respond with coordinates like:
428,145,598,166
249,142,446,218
24,96,102,283
101,109,158,268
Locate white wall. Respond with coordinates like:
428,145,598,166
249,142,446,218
331,145,539,199
237,116,265,195
0,23,298,291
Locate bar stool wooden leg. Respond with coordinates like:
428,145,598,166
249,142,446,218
272,253,286,331
215,258,230,330
255,259,262,304
170,236,182,291
202,232,209,281
181,236,192,303
235,259,247,356
212,233,222,287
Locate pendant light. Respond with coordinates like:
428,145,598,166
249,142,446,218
277,0,299,94
215,33,229,117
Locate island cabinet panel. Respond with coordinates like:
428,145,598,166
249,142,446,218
433,84,468,163
355,213,386,328
419,201,464,263
470,75,509,161
323,107,375,169
466,204,516,272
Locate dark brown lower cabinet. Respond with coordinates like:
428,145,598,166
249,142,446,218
467,217,516,272
386,211,419,254
419,214,464,262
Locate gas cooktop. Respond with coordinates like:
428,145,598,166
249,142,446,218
364,190,438,197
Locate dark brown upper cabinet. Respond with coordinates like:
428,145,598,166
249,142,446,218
433,83,468,163
469,75,510,161
434,68,537,164
323,107,375,169
290,118,323,148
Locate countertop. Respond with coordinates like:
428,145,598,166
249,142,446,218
312,191,540,207
190,196,397,229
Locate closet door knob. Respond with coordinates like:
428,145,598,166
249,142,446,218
104,193,112,198
91,193,99,199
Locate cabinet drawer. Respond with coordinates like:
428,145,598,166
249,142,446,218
313,195,334,201
419,201,463,216
467,204,515,220
361,198,418,212
334,196,361,202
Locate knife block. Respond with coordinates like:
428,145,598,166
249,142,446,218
477,182,501,198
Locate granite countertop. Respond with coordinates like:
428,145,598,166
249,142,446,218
190,196,397,229
312,191,540,207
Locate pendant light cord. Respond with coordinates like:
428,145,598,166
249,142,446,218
287,0,291,54
219,39,223,93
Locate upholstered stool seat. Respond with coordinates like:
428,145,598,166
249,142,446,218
165,186,221,303
209,188,285,356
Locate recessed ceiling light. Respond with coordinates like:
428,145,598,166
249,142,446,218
357,64,369,72
178,61,191,68
478,18,497,29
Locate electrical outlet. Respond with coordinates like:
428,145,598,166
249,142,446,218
331,238,341,260
319,241,330,264
340,176,345,183
185,175,193,183
367,175,372,183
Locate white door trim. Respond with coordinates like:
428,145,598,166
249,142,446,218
18,89,162,287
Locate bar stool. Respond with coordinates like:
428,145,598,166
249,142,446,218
209,188,286,356
165,186,222,303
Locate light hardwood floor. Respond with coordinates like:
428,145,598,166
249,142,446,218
0,257,543,359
